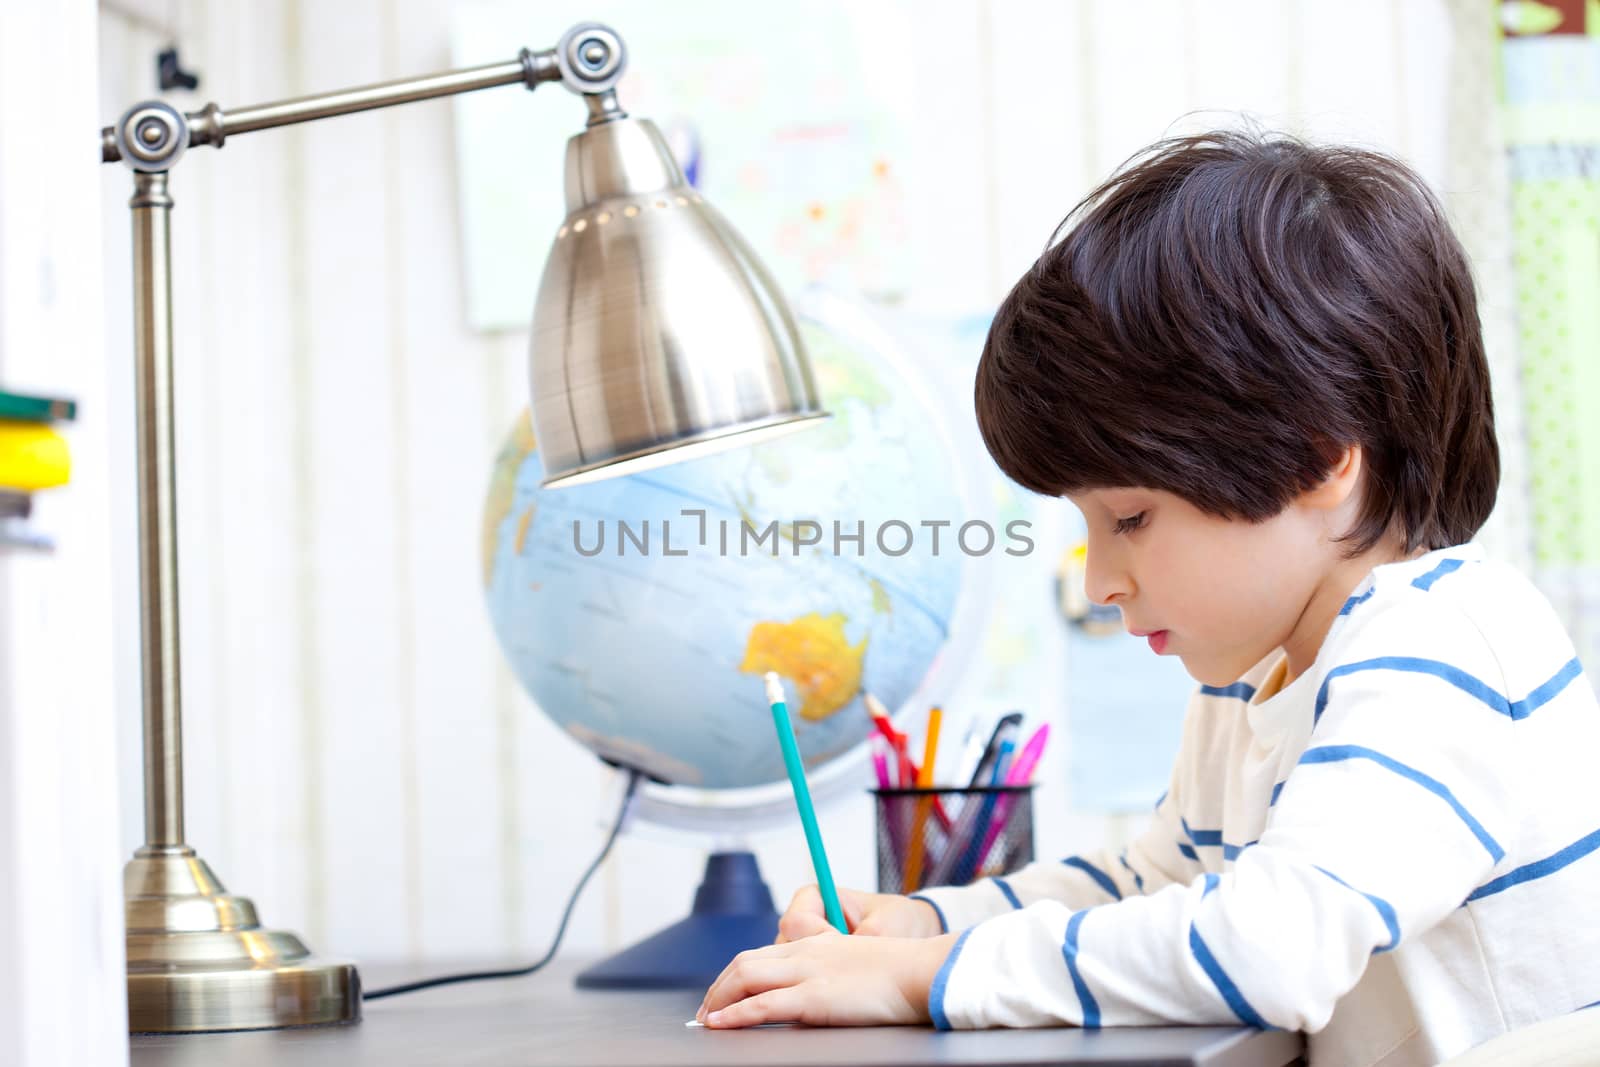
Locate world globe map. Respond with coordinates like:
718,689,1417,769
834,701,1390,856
481,302,973,796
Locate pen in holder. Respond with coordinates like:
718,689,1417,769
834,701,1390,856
872,785,1035,894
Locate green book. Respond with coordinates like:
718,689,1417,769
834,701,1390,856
0,390,77,424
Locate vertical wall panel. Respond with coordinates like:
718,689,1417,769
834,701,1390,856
2,2,127,1063
388,0,514,959
1082,0,1190,177
294,0,415,958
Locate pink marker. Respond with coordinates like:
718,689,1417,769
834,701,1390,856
1003,723,1051,787
975,724,1051,866
869,736,892,789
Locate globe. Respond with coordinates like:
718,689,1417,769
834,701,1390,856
480,293,988,833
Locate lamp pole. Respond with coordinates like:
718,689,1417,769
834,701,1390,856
103,24,625,1033
128,169,183,850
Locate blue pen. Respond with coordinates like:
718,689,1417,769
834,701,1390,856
765,673,848,934
955,739,1014,883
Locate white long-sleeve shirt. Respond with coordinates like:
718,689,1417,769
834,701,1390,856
914,544,1600,1066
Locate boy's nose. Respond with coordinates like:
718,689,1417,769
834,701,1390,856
1083,547,1134,606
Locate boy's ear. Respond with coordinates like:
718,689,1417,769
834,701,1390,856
1300,444,1363,512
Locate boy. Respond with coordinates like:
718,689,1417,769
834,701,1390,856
694,129,1600,1065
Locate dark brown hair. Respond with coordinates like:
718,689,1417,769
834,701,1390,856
974,128,1499,554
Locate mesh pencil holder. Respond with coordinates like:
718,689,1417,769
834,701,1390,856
872,786,1035,895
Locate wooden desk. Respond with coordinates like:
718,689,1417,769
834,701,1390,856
129,961,1303,1066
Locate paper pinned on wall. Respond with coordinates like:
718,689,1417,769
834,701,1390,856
450,0,924,332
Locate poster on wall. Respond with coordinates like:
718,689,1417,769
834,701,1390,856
451,0,921,331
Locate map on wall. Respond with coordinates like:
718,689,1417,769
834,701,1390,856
450,0,921,331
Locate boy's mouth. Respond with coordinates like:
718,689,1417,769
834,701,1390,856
1129,628,1169,654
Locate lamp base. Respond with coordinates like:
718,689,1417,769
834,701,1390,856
576,850,779,990
124,846,360,1032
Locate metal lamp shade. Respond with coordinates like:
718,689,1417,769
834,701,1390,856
529,116,828,488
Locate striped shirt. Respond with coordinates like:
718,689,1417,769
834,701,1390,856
914,544,1600,1066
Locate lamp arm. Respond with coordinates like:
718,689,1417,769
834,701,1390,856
100,22,628,170
101,51,557,164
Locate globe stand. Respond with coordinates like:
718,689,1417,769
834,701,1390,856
576,851,779,989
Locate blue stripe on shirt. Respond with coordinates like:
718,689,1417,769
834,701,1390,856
1411,557,1466,591
1061,910,1102,1028
1118,852,1145,893
909,893,949,933
1510,658,1585,720
1338,587,1376,616
928,927,974,1031
1178,842,1199,861
1313,656,1582,728
1314,866,1401,952
1183,817,1253,859
1201,872,1219,897
1062,857,1122,900
1200,682,1257,701
1188,923,1274,1029
1313,657,1506,727
1467,826,1600,902
1297,745,1505,862
990,877,1023,910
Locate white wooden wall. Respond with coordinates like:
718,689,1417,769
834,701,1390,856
1,3,128,1065
90,0,1513,968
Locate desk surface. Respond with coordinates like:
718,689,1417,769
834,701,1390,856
129,961,1303,1067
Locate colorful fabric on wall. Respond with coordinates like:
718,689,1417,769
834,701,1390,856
1500,0,1600,666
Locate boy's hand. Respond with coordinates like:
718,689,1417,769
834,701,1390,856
776,884,944,942
696,930,960,1028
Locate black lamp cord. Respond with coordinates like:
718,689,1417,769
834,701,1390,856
362,767,644,1001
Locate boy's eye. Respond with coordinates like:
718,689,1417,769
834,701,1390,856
1112,511,1148,535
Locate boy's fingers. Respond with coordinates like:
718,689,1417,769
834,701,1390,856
705,987,805,1029
777,884,864,941
784,885,821,914
699,943,800,1016
839,890,866,930
700,955,801,1021
776,910,833,943
787,884,865,922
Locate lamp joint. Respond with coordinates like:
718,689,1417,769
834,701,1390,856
112,99,189,173
519,47,561,91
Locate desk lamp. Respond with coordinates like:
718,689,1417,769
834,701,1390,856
101,22,826,1032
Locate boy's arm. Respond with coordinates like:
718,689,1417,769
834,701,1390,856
929,607,1526,1031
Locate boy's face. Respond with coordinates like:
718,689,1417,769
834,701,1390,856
1067,487,1334,687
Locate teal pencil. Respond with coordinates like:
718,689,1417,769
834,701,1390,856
764,672,848,934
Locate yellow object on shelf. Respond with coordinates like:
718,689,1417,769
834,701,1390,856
0,419,70,491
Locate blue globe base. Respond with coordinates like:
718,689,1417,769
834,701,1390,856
575,851,780,990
